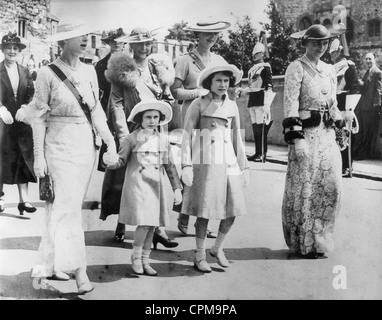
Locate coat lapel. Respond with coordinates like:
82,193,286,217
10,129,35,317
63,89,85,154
201,94,236,121
17,63,27,100
0,62,13,95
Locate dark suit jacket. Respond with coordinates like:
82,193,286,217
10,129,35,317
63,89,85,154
95,53,111,113
0,61,35,183
358,65,382,111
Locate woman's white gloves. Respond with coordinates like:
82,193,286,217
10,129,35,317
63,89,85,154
344,110,355,123
294,139,309,159
92,103,117,157
181,166,193,187
0,106,14,124
32,119,48,178
174,188,183,205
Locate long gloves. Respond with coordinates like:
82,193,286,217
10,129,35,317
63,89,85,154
294,138,309,159
181,166,193,187
32,119,48,178
91,102,117,157
0,106,14,124
175,88,209,101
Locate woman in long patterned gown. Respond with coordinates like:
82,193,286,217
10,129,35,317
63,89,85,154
25,22,116,294
282,25,346,259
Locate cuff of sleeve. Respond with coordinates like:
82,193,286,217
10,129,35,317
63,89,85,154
335,119,346,128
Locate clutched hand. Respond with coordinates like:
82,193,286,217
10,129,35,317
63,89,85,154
181,166,193,187
15,108,26,122
344,110,355,123
103,151,119,166
294,139,309,159
174,188,182,205
263,104,271,124
34,155,48,178
0,106,14,124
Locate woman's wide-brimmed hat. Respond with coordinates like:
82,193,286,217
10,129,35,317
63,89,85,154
46,22,96,42
101,27,126,44
290,24,346,41
116,28,158,43
197,61,243,86
127,99,173,125
0,32,26,50
184,21,231,33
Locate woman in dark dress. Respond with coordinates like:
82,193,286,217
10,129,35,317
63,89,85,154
0,32,36,215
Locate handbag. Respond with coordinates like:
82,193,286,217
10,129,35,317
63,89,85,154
47,64,100,150
39,174,55,203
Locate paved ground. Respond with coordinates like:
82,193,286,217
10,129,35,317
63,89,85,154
0,144,382,300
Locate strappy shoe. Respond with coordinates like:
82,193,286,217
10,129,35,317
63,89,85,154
210,248,230,268
17,202,37,215
48,271,70,281
193,258,212,273
131,256,144,274
77,281,94,295
143,264,158,276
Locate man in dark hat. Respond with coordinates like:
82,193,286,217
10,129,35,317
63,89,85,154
95,27,126,113
95,27,126,172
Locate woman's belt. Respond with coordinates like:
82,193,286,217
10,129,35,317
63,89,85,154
48,115,88,124
299,106,333,129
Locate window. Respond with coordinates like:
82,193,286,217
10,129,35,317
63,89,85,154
18,19,26,38
91,35,96,49
299,17,311,30
368,19,381,38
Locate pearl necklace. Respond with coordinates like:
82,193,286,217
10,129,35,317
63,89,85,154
303,54,324,75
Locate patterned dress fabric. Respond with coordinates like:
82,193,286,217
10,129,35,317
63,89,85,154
30,59,99,277
282,58,343,255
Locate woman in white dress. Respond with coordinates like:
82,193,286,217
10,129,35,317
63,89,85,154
24,22,116,294
282,25,346,259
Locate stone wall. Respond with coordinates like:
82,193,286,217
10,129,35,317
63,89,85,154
235,76,287,146
0,0,53,66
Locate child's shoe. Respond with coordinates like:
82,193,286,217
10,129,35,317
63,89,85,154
131,256,144,274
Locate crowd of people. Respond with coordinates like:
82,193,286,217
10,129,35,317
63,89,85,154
0,18,381,295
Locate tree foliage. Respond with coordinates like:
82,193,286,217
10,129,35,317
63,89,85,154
213,16,258,78
264,1,300,75
165,21,195,41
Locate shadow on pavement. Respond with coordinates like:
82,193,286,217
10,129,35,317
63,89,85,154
0,272,83,300
0,212,31,220
84,230,135,249
87,261,207,282
0,236,40,251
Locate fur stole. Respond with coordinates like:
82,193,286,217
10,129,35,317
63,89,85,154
105,52,139,88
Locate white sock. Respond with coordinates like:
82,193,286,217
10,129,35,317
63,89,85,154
212,231,227,253
142,249,151,265
132,245,143,260
195,237,206,260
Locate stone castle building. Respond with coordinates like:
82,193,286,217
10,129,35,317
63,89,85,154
0,0,60,67
273,0,382,72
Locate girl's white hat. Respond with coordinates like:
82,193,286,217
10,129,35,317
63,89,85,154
197,62,243,86
128,99,173,125
46,22,96,42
